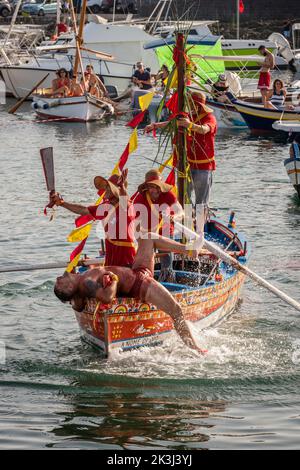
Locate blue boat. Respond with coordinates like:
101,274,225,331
232,99,300,134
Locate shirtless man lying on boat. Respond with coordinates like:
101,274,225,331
54,233,206,354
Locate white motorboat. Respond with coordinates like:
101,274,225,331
0,21,160,98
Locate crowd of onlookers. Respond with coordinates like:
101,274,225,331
51,65,108,99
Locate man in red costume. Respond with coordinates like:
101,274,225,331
50,170,136,267
133,169,183,281
145,91,217,211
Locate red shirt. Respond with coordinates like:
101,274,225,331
57,23,68,35
133,190,177,236
88,200,136,267
186,112,217,171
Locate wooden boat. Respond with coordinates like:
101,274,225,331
32,94,114,123
232,99,300,134
74,218,248,357
273,121,300,197
66,33,250,358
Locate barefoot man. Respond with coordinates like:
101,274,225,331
54,234,206,354
257,45,275,107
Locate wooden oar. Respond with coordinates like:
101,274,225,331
0,252,173,274
173,220,300,313
0,258,105,274
8,73,50,114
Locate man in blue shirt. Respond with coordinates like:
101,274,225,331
132,62,152,90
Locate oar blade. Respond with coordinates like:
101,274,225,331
40,147,55,192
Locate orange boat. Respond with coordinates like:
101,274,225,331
73,218,248,357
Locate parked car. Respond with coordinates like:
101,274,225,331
21,0,57,17
86,0,103,14
101,0,137,14
10,0,27,14
0,0,12,17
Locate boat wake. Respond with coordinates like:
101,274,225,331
78,311,297,392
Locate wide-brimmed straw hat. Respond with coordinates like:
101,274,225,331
189,90,213,114
138,169,173,193
94,174,120,199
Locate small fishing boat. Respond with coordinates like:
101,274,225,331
68,33,250,357
273,121,300,197
232,99,300,134
30,0,115,123
32,94,114,123
75,217,248,357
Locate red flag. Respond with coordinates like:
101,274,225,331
118,143,130,170
70,238,87,262
126,110,146,128
165,168,176,186
75,214,93,227
165,92,178,115
239,0,244,13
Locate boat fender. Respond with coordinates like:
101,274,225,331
34,100,46,109
42,103,50,109
228,211,236,228
31,102,39,110
48,99,61,108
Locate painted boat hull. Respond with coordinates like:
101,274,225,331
72,219,248,357
32,94,114,122
284,156,300,197
207,100,247,128
233,100,300,134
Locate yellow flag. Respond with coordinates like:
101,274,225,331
65,253,81,273
129,128,138,154
138,92,154,112
169,69,178,89
159,154,174,173
111,161,121,176
67,223,93,243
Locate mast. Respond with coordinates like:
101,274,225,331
69,0,88,91
112,0,117,23
236,0,240,39
3,0,23,49
72,0,87,80
56,0,61,37
175,32,186,208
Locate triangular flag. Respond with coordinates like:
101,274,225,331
67,222,93,243
65,238,88,273
129,128,138,154
159,154,174,173
138,92,154,112
126,110,146,128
